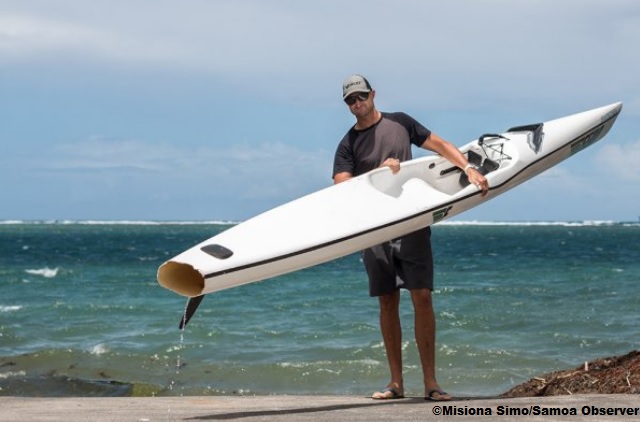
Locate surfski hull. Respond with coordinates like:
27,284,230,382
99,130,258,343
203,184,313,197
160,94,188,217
158,102,622,301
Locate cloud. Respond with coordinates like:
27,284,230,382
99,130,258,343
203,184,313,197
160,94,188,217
599,139,640,182
2,1,639,110
0,12,191,66
50,138,166,172
43,137,333,200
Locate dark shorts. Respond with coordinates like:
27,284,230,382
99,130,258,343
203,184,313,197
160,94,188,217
361,227,434,297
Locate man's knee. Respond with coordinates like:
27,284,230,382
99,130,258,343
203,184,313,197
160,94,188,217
378,291,400,312
410,288,433,308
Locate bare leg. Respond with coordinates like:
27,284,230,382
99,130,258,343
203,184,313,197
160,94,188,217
410,288,451,400
372,290,404,397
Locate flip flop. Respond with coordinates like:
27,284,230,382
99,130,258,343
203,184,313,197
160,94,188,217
426,389,452,401
372,387,404,400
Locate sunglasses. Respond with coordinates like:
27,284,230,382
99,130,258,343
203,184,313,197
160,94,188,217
344,92,370,105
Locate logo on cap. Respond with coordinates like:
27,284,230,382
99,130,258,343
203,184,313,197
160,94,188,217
342,75,372,99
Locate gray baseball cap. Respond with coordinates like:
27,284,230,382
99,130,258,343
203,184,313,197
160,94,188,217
342,74,372,99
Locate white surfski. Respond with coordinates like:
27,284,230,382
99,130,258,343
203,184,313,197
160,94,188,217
158,102,622,325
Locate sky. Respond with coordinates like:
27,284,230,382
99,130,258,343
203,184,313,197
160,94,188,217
1,0,639,222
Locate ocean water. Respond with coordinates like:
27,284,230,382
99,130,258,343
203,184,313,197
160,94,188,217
0,221,638,398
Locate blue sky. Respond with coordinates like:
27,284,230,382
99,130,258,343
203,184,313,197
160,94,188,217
1,0,639,222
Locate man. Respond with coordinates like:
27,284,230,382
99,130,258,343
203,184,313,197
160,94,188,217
333,75,488,401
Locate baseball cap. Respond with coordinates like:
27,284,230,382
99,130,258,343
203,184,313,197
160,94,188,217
342,74,372,99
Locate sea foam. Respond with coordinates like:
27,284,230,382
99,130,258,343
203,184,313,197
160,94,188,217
25,267,59,278
0,305,23,313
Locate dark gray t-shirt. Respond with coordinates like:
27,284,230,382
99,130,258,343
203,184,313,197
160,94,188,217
332,112,431,178
332,112,434,294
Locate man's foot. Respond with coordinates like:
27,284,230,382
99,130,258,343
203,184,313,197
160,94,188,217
425,388,452,401
372,385,404,400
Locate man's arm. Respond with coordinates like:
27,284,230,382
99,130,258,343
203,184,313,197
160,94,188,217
333,172,353,184
421,133,489,196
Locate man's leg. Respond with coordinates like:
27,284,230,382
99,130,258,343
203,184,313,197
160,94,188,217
373,290,404,397
410,288,451,400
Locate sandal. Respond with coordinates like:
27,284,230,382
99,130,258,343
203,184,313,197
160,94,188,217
426,389,451,401
372,387,405,400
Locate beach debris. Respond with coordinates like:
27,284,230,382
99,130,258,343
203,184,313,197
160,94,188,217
502,350,640,397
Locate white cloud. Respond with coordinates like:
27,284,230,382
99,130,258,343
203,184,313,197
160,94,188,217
0,12,191,66
50,138,166,172
2,1,639,109
44,137,333,200
599,139,640,182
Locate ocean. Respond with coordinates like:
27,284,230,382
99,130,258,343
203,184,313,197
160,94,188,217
1,221,638,398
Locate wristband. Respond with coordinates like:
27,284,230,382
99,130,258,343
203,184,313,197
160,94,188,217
463,163,475,174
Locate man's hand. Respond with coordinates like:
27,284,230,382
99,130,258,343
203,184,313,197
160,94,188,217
382,158,401,174
467,168,489,197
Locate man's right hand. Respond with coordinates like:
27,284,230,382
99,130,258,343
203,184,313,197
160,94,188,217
381,158,401,174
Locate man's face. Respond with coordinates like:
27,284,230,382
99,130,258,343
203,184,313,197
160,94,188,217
345,90,374,118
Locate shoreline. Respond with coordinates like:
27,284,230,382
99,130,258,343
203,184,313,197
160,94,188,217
1,394,639,421
1,352,638,420
3,351,637,399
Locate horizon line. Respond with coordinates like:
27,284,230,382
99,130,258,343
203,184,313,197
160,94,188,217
1,219,638,227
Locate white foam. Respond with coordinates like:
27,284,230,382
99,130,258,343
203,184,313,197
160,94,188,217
0,370,26,379
25,267,59,278
0,220,238,225
440,220,628,227
0,305,22,312
89,343,110,355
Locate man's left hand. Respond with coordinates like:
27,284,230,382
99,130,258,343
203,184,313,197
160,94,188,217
468,169,489,197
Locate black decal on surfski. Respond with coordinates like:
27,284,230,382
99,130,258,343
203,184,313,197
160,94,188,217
570,124,605,155
433,206,453,223
201,244,233,259
180,295,205,329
